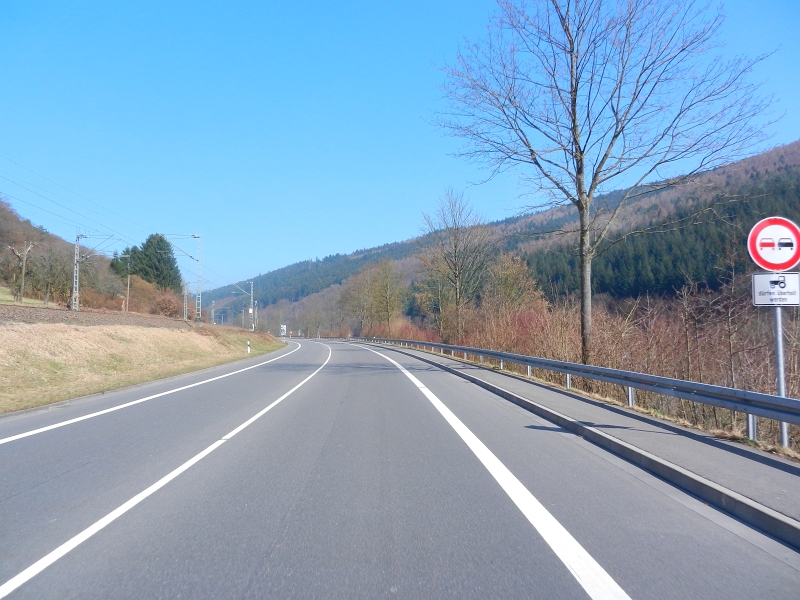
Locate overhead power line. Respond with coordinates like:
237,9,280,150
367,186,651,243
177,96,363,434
0,154,153,238
1,191,109,235
0,169,152,239
0,156,244,291
0,175,140,247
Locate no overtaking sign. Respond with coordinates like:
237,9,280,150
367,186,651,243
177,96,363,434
747,217,795,447
749,217,800,307
747,217,800,272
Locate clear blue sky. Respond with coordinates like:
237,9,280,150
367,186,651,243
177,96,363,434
1,0,798,289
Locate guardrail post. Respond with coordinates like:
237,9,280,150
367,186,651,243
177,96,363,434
566,374,571,389
747,414,757,442
627,386,635,408
527,365,531,377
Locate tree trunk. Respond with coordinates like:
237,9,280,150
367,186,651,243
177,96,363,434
20,248,28,301
579,207,593,365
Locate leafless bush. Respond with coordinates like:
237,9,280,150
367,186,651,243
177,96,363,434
154,291,182,318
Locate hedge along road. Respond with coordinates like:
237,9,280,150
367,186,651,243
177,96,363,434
0,342,797,599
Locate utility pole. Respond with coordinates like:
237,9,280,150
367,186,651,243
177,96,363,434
183,283,189,321
231,280,255,331
118,253,131,311
191,234,202,321
7,241,36,302
211,300,215,324
249,281,254,331
70,234,87,311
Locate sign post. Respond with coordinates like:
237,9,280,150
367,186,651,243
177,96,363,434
748,217,800,447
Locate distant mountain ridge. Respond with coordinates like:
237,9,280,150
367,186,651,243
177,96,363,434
203,240,422,309
201,140,800,307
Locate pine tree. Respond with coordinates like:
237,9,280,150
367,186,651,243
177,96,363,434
112,235,182,293
137,235,182,293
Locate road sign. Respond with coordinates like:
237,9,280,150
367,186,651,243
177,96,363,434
752,272,800,306
280,324,287,336
747,217,800,272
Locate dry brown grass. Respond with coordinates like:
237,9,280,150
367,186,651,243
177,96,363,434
0,323,284,414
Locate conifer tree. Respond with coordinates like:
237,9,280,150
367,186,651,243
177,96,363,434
111,234,182,293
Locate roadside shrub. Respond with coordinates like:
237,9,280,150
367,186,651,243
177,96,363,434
154,291,182,317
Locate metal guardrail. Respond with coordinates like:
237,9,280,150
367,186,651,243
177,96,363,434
352,337,800,427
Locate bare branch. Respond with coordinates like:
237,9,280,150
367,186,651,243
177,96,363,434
439,0,772,362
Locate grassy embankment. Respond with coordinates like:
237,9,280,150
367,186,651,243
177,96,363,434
0,323,285,414
0,286,47,307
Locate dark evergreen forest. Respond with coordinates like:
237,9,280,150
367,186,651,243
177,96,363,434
525,169,800,297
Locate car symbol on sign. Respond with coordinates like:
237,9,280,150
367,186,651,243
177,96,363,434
778,238,794,250
760,238,776,250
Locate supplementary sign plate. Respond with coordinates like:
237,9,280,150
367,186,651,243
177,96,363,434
752,272,800,306
748,217,800,272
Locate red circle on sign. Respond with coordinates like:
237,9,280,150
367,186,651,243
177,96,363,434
748,217,800,272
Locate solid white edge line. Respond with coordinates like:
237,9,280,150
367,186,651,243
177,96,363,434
355,344,631,600
0,344,332,599
0,343,303,446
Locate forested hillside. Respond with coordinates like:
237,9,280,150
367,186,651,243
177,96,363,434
0,199,70,252
204,239,421,308
208,140,800,309
527,167,800,297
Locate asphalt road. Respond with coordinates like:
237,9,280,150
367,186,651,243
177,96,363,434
0,341,798,599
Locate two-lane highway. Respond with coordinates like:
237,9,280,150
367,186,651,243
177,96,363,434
1,341,798,598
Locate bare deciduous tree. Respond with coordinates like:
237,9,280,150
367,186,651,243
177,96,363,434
7,241,36,301
340,268,377,335
485,253,541,310
30,245,73,304
420,189,495,341
441,0,771,363
371,261,405,335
